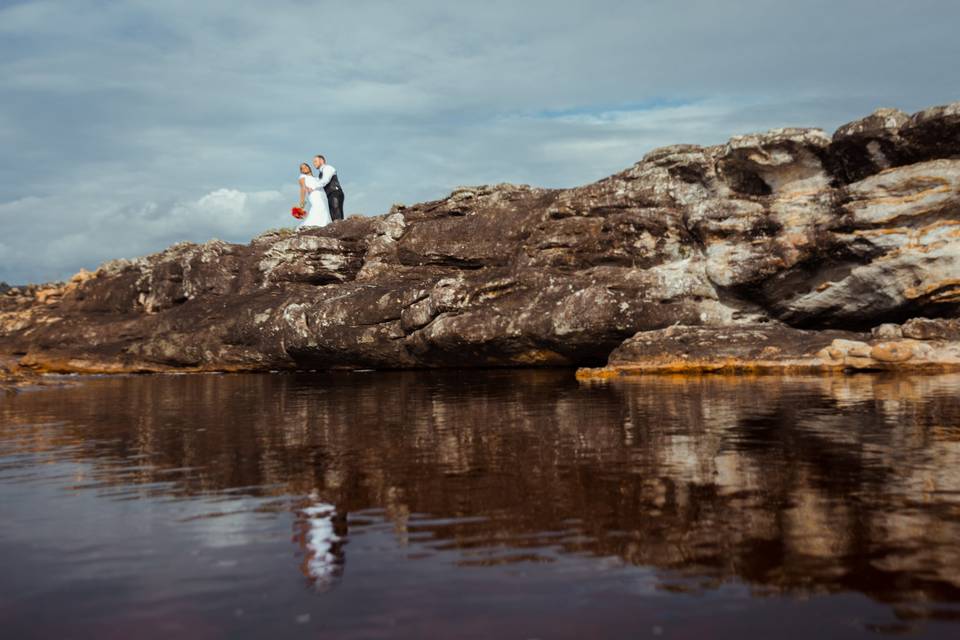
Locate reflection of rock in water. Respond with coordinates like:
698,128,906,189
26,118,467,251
5,370,960,620
292,498,347,590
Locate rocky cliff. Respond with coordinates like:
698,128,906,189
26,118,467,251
2,102,959,377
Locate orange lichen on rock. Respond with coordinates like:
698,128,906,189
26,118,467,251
17,353,267,376
905,279,960,300
510,349,571,366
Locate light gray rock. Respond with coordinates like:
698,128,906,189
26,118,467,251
902,318,960,341
872,323,904,339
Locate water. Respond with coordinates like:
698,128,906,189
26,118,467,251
2,370,960,639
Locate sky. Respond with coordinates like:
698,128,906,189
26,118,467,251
1,0,958,284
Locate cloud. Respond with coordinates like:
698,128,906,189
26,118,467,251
1,0,959,283
0,185,292,284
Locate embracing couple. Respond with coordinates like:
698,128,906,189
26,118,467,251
298,155,345,228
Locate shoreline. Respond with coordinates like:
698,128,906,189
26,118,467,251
6,350,960,387
576,358,960,380
7,319,960,384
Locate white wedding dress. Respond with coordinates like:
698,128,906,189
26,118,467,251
299,174,331,228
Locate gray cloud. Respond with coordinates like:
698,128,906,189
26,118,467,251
1,0,958,283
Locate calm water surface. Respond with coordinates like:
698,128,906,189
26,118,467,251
2,370,960,638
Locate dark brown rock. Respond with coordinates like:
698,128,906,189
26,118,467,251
607,324,859,366
1,354,41,392
827,108,911,183
1,101,959,374
900,102,960,163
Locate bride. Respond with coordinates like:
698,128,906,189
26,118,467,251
298,163,331,228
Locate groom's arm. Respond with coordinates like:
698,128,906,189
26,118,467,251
317,165,335,188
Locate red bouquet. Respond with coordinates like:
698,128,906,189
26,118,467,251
291,206,307,220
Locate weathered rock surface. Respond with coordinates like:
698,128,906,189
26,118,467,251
0,354,48,392
577,320,960,378
2,102,959,375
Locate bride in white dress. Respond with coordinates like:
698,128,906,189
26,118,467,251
298,163,331,228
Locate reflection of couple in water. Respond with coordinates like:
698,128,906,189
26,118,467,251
297,155,346,228
292,496,347,589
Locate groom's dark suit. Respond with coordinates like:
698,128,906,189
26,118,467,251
318,164,345,221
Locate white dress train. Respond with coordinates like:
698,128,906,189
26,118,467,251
299,174,331,228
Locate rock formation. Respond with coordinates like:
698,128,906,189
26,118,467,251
0,354,43,392
1,102,959,376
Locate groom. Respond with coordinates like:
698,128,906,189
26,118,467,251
312,155,345,222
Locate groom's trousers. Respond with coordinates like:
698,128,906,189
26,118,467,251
328,192,345,221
